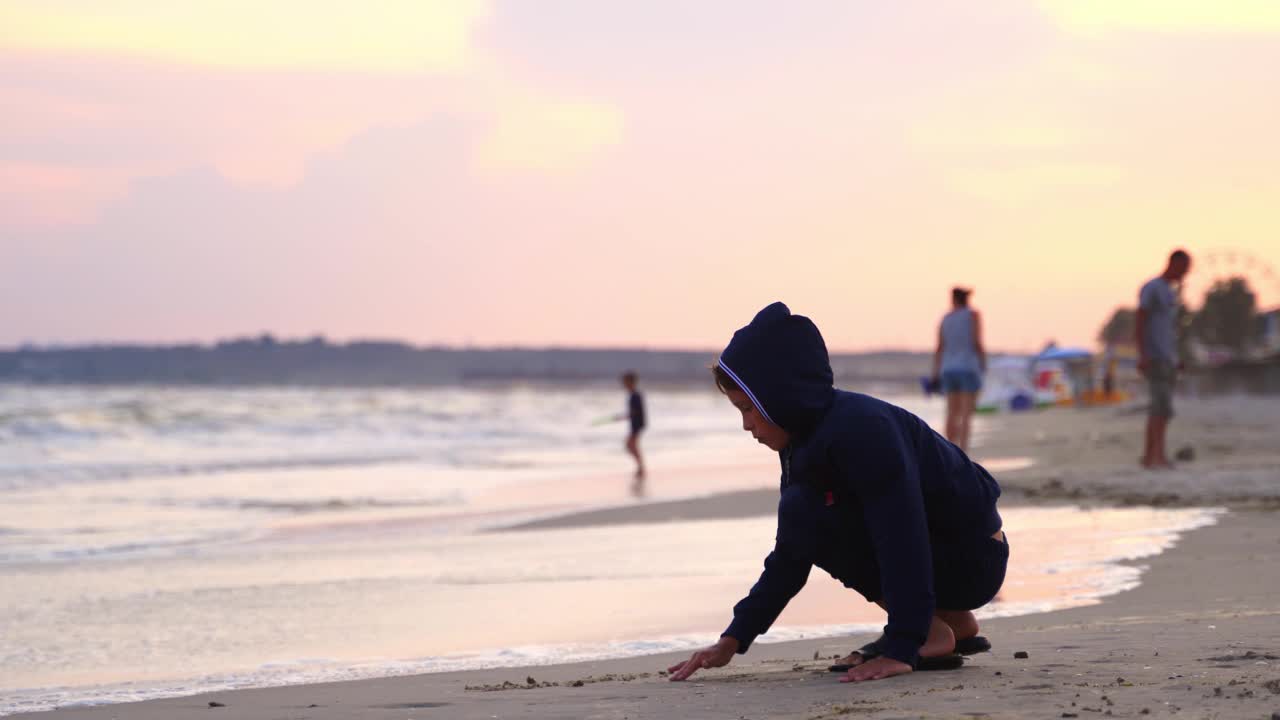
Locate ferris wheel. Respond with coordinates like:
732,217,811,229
1180,248,1280,311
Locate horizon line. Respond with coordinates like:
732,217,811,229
0,333,1055,357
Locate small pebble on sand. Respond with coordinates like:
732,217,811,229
1014,651,1029,659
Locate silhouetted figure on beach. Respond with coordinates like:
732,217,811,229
620,371,646,490
1137,250,1191,469
932,287,987,451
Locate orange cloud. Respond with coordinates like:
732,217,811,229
1038,0,1280,33
944,163,1126,204
0,0,490,71
474,96,624,175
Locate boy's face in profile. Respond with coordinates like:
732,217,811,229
725,390,790,451
622,376,637,392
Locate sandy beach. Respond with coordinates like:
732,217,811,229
12,395,1280,719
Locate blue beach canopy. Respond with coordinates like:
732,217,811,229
1036,347,1092,361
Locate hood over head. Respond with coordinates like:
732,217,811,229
718,302,835,437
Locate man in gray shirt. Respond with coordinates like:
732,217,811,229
1135,249,1191,469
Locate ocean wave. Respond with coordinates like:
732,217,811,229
0,528,253,565
0,386,752,502
0,452,422,492
178,495,462,514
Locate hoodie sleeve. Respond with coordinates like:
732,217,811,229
722,483,817,652
831,417,935,668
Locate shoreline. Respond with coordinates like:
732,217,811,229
13,509,1277,720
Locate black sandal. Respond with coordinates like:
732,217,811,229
828,635,969,673
828,637,886,673
955,635,992,655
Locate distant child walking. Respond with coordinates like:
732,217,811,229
620,371,646,482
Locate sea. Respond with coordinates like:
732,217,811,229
0,384,1218,715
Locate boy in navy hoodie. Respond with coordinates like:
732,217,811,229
668,302,1008,684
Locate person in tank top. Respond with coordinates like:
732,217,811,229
932,287,986,452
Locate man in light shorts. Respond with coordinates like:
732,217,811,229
1136,249,1191,469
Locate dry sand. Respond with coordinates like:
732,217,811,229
14,396,1280,719
983,394,1280,510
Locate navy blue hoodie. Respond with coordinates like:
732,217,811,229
718,302,1002,667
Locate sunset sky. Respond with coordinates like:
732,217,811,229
3,1,1279,352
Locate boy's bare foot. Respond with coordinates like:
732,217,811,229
919,616,956,658
834,617,957,668
935,609,979,641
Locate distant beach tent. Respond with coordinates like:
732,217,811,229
1034,347,1095,405
975,348,1130,413
1036,347,1093,362
975,356,1046,414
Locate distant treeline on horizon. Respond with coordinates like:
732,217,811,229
0,335,933,387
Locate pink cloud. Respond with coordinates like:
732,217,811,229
0,162,130,229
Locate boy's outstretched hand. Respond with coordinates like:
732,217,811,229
839,656,913,683
667,636,738,681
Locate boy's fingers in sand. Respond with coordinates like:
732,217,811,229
669,645,732,681
667,654,705,681
838,657,913,683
